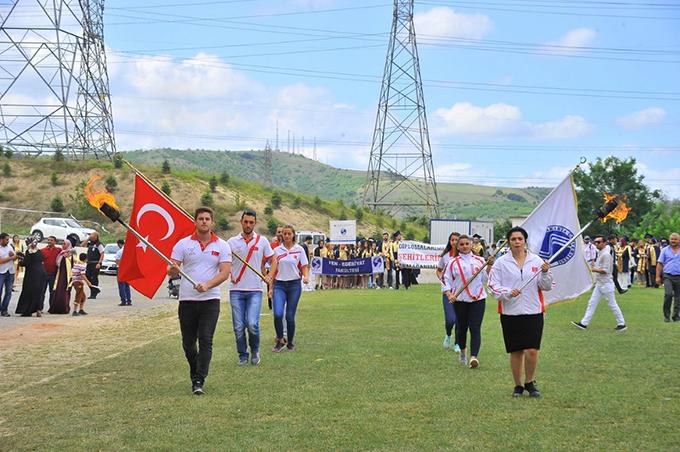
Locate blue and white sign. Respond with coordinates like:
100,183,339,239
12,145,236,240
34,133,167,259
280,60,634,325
310,256,384,275
329,220,356,245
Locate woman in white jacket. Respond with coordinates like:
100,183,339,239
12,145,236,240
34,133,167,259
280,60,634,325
443,235,489,369
489,227,554,398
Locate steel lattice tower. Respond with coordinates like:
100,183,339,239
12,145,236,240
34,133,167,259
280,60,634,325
0,0,116,159
364,0,439,217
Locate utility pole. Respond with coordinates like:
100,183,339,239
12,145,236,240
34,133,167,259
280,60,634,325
364,0,439,217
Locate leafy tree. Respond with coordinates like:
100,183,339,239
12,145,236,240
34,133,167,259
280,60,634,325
51,172,60,186
161,181,171,195
53,149,64,162
573,157,661,236
105,175,118,192
113,154,123,168
292,197,302,209
162,159,171,174
219,171,230,185
494,219,512,242
200,191,214,207
264,205,273,215
631,200,680,239
267,218,278,235
2,162,10,177
50,196,64,212
217,217,230,231
3,149,12,159
271,192,282,208
209,176,218,193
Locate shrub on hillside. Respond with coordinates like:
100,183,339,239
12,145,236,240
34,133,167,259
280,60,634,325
209,176,218,193
50,196,64,212
200,191,214,207
161,181,171,195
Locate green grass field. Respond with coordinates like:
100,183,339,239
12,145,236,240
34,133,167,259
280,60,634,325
2,285,679,450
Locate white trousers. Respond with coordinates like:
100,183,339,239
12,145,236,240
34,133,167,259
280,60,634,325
581,282,625,326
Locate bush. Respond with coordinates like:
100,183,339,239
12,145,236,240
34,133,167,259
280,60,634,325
51,172,59,186
161,181,171,195
2,162,10,177
292,197,302,209
234,193,245,209
313,196,322,208
267,218,278,235
162,159,171,174
53,149,64,162
217,217,230,231
264,205,273,215
220,171,229,185
105,175,118,192
200,191,214,207
50,196,64,212
3,149,12,159
339,209,347,220
113,154,123,168
209,176,218,193
271,192,282,208
355,208,364,222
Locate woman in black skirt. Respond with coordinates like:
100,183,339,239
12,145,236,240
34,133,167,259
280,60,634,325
488,227,554,398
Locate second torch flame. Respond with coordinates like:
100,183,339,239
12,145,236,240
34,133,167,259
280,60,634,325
600,193,631,224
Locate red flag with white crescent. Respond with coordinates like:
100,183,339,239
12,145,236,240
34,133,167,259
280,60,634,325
118,175,195,298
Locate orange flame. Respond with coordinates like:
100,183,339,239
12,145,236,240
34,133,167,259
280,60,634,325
600,193,631,224
84,176,119,210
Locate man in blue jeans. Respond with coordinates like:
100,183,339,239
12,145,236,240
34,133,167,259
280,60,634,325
227,210,277,366
0,232,18,316
115,239,132,306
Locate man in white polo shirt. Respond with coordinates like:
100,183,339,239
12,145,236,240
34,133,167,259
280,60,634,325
227,210,277,366
168,207,232,395
0,232,18,317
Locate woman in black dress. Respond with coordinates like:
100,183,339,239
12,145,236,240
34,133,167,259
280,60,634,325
15,237,47,317
49,238,75,314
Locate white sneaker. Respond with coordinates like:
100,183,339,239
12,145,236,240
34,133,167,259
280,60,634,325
453,343,461,353
459,353,467,366
469,357,479,369
443,335,451,350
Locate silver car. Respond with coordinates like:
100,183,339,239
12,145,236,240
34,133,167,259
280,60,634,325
100,243,120,276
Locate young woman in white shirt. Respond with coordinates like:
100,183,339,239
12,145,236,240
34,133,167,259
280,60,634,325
436,232,460,352
270,225,309,352
443,235,489,368
488,226,554,398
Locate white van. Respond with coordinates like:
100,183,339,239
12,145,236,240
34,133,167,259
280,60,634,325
296,231,327,245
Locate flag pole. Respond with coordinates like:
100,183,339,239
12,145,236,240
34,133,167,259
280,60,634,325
122,159,268,282
516,220,594,292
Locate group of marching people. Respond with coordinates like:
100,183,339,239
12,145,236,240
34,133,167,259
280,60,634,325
167,207,310,395
436,228,553,397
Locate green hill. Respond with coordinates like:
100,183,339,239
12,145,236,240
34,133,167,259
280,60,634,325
123,149,551,220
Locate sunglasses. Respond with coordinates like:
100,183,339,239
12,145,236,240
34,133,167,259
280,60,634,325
593,240,603,244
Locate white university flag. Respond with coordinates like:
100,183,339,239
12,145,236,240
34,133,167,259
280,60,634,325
521,173,594,305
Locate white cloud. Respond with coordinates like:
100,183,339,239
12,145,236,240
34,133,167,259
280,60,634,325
544,28,597,55
415,7,493,41
635,162,680,198
433,102,591,139
616,107,667,129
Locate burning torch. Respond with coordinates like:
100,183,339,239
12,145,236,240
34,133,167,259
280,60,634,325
515,193,631,293
84,176,199,288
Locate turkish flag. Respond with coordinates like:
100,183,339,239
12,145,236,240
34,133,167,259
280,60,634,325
118,174,195,298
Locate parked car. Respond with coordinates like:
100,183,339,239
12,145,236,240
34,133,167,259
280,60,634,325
30,217,95,243
100,243,120,276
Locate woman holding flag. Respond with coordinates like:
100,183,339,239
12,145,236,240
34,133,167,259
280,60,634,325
443,235,488,368
436,232,460,352
488,227,553,398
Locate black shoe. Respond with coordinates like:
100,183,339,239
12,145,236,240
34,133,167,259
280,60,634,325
614,324,627,332
673,317,680,322
1,311,10,317
118,302,127,306
192,381,204,395
72,311,79,316
79,310,88,316
524,381,541,398
665,317,671,322
512,385,525,397
571,321,587,330
127,301,133,306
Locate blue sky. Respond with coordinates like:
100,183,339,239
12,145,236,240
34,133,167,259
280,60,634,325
99,0,680,196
